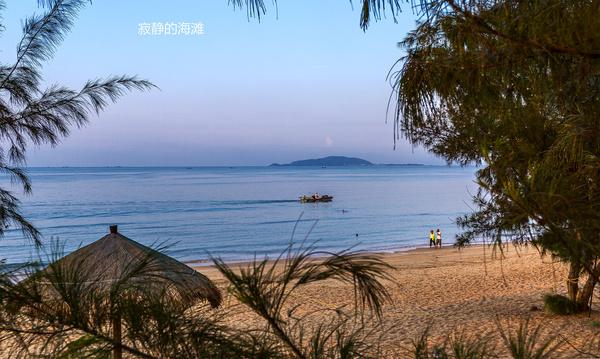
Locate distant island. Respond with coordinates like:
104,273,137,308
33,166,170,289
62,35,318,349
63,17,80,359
270,156,372,167
270,156,427,167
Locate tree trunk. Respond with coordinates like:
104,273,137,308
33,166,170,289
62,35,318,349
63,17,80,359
576,274,595,310
567,260,581,303
576,262,599,311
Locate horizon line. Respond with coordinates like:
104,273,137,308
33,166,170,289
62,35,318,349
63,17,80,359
19,163,465,168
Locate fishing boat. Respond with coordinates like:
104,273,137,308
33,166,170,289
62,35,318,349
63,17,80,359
299,194,333,203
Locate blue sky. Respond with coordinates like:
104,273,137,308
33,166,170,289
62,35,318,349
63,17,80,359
0,1,441,166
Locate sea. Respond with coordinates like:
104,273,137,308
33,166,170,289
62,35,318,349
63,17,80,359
0,166,478,265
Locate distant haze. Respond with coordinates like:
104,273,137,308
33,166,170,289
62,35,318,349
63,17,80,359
0,1,443,166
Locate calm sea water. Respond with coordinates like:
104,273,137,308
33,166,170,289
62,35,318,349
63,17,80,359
0,166,477,264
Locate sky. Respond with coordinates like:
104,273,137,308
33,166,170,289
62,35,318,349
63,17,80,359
0,1,443,166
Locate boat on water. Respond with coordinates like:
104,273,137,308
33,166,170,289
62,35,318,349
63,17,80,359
300,194,333,203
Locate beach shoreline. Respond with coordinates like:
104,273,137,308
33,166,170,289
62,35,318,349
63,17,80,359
184,242,477,267
193,243,597,356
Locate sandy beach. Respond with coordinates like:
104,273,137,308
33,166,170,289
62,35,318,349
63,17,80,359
195,244,598,357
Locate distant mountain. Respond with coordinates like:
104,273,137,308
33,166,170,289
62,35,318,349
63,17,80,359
270,156,373,167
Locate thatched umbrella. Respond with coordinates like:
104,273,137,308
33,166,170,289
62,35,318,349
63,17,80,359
31,225,222,358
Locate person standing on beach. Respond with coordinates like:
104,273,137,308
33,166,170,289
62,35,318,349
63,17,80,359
429,230,436,248
436,229,442,248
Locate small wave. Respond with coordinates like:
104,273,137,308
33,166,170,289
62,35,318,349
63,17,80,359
218,199,297,205
255,218,317,225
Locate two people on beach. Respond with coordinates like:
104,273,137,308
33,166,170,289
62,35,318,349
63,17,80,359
429,229,442,248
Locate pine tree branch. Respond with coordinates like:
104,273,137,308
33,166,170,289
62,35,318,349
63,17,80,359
444,0,600,59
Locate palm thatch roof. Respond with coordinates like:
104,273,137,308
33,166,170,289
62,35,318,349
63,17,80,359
37,225,222,308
